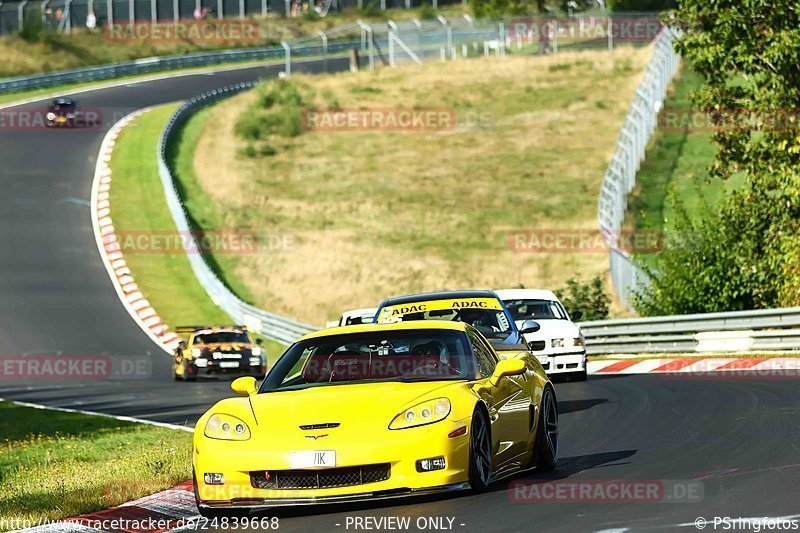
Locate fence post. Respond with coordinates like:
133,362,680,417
261,0,266,16
437,15,451,60
607,15,613,51
128,0,133,27
40,0,48,30
285,0,290,17
18,0,28,32
239,0,244,18
317,30,328,72
217,0,222,19
380,0,385,9
64,0,71,32
106,0,112,27
173,0,178,21
357,19,374,69
282,40,291,75
151,0,156,22
552,18,558,54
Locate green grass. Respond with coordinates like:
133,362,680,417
0,402,191,528
108,105,286,362
625,63,745,234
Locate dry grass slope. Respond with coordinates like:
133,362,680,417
189,47,651,324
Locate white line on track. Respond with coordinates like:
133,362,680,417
0,398,194,432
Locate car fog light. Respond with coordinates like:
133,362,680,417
416,457,446,472
204,473,225,485
249,357,261,365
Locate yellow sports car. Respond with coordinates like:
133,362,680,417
193,321,558,517
173,325,266,381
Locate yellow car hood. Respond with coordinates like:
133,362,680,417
246,381,460,431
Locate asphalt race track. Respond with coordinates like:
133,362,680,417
1,62,799,531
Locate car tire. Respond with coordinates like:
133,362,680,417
532,386,558,471
468,408,492,492
184,362,197,382
571,369,587,382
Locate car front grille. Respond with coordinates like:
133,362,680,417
528,341,546,351
250,464,390,490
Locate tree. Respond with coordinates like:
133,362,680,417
554,276,610,321
633,0,800,315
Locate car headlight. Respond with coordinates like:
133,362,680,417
389,398,450,430
191,348,202,358
46,112,56,120
573,337,584,347
252,346,263,356
204,414,251,440
551,338,565,348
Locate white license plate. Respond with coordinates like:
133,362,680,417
289,450,336,469
537,356,550,363
219,361,240,368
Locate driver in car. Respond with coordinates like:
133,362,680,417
457,309,499,337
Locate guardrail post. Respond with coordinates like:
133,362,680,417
317,30,328,72
281,40,291,76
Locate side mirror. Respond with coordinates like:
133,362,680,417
231,376,258,396
519,320,541,334
571,310,583,321
256,338,264,346
489,359,526,387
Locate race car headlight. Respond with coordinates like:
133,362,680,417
551,338,565,348
204,414,251,441
249,356,262,365
389,398,450,430
251,346,263,357
191,348,202,358
46,112,56,120
573,337,584,347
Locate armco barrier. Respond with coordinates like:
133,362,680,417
156,82,322,345
581,307,800,354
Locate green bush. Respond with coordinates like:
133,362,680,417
258,143,278,157
554,276,610,321
418,2,436,20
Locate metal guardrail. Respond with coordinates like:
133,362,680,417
581,307,800,354
596,27,681,310
157,82,323,345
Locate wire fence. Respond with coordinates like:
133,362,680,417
597,26,681,310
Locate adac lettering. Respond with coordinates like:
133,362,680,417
451,300,488,308
390,304,427,315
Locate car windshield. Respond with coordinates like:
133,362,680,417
376,298,514,341
194,331,250,344
261,330,474,392
504,299,567,321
